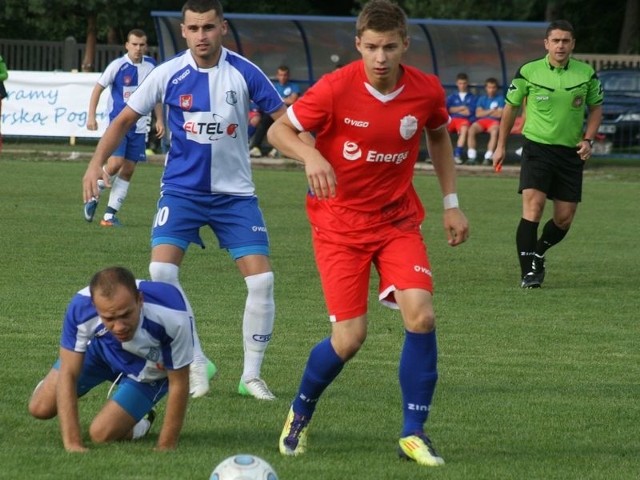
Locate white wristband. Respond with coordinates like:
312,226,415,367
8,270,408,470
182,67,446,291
443,193,459,210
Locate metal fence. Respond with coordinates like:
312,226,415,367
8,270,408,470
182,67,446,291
0,38,158,72
573,54,640,71
1,36,638,156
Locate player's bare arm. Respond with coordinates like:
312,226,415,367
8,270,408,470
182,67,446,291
56,348,88,452
153,103,165,139
86,84,106,131
267,105,287,121
583,104,602,141
426,125,457,192
268,114,336,199
155,366,190,451
426,125,469,246
449,105,469,115
443,208,469,247
82,106,141,202
578,104,603,161
493,103,519,168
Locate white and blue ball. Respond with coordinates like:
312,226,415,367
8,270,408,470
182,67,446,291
210,454,278,480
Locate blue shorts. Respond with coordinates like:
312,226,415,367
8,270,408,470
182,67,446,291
112,130,147,163
151,191,270,260
53,341,168,421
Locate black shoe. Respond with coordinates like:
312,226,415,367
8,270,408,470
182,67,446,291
145,408,157,429
532,254,545,281
521,253,546,288
521,271,543,288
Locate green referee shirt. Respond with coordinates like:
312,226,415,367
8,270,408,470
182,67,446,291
506,55,604,147
0,55,8,82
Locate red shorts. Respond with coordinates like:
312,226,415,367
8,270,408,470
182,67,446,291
312,223,433,322
447,117,471,134
474,118,500,131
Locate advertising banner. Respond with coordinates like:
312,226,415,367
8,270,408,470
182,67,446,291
1,71,109,138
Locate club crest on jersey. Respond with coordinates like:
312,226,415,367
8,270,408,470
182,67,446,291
572,95,584,108
180,94,193,110
399,115,418,140
225,90,238,105
123,75,132,86
342,141,362,161
183,111,239,143
145,347,160,362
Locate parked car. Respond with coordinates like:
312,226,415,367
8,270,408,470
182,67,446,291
597,68,640,149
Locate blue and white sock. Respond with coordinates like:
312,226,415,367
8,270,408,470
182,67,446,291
292,337,344,419
399,329,438,437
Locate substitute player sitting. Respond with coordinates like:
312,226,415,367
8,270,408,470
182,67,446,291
446,72,476,164
28,266,193,452
466,77,505,165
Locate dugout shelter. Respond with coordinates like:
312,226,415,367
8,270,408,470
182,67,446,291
151,11,547,94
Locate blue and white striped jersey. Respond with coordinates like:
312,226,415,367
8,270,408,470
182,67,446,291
126,48,284,196
98,54,157,134
60,281,194,383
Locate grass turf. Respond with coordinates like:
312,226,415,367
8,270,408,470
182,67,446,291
0,158,638,479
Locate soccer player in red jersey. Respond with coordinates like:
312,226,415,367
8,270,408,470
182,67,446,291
268,0,469,467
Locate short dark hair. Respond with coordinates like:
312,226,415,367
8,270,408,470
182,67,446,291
127,29,146,41
89,266,139,301
546,20,574,39
485,77,499,86
456,72,469,81
356,0,407,40
182,0,223,20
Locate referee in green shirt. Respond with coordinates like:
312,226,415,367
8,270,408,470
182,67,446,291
494,19,603,288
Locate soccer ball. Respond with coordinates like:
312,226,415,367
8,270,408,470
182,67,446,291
210,454,278,480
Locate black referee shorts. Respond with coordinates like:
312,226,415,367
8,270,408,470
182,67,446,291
518,139,584,202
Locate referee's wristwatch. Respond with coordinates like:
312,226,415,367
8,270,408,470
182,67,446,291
583,138,594,147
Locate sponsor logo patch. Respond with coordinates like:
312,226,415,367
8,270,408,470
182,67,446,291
183,111,239,142
343,141,362,161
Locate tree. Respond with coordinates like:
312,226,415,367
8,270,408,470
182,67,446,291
0,0,637,54
356,0,544,21
540,0,629,54
361,0,636,54
83,12,97,72
222,0,357,15
0,0,181,42
618,0,639,53
0,0,183,70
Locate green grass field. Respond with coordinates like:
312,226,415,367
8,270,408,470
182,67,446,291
0,156,638,479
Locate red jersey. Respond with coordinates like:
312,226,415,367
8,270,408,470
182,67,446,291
289,60,448,234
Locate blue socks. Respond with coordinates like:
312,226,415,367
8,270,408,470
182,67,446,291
292,337,344,418
291,330,438,437
399,330,438,437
